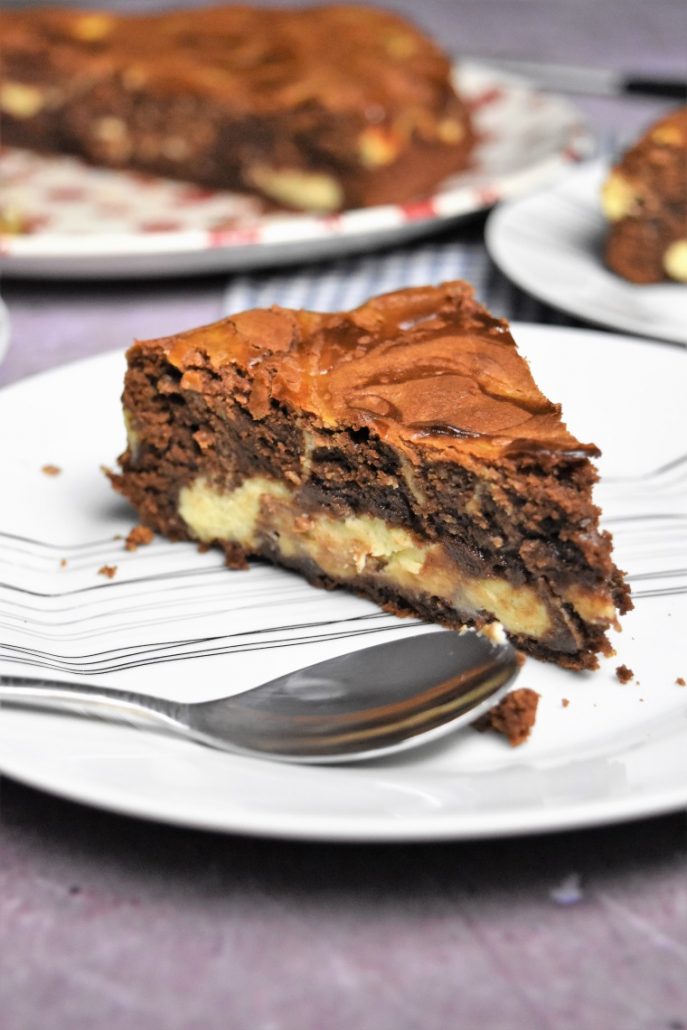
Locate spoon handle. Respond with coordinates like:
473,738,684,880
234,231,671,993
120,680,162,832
0,675,188,736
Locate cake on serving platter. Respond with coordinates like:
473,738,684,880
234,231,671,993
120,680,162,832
602,106,687,283
0,4,474,213
109,281,631,671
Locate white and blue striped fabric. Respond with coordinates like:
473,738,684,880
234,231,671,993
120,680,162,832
220,134,621,325
220,227,582,326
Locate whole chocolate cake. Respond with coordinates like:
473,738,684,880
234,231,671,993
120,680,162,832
0,4,474,212
110,281,631,670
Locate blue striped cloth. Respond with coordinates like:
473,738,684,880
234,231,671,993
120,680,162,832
220,131,621,325
220,222,584,326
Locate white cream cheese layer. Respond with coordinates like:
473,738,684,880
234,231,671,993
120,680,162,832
178,476,290,549
177,475,556,639
663,240,687,282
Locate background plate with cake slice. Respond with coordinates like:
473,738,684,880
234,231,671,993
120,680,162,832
485,158,687,346
0,324,685,841
0,63,593,280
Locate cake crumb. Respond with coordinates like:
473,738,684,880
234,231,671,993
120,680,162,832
676,677,685,687
615,664,634,684
474,687,540,746
561,697,570,708
59,558,68,569
482,621,508,646
41,464,62,476
550,873,584,906
223,542,250,570
124,524,154,551
98,564,117,579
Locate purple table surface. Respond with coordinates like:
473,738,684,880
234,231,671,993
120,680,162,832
2,2,687,1028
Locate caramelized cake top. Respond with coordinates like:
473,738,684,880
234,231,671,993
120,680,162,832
141,280,596,464
0,4,460,119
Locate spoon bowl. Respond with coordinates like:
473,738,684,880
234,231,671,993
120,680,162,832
0,629,520,763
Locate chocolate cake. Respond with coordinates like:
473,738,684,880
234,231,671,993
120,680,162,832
602,107,687,283
0,4,474,213
110,281,631,670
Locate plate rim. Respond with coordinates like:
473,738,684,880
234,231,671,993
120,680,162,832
485,157,687,347
2,741,686,842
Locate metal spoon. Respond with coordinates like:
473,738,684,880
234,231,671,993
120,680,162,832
0,629,520,764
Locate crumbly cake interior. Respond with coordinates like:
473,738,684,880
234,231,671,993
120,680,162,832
602,106,687,283
111,281,631,670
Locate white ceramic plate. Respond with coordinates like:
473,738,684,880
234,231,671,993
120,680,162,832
0,63,593,279
0,297,10,367
486,159,687,346
0,324,685,840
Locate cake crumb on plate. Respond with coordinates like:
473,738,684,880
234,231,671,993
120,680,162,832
474,687,540,746
550,873,584,906
124,524,154,551
615,664,634,683
98,564,117,579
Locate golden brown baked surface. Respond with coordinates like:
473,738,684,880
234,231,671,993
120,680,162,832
0,4,474,211
160,280,594,465
1,4,455,112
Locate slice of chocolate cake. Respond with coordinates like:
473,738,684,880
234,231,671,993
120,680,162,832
110,281,631,670
602,106,687,283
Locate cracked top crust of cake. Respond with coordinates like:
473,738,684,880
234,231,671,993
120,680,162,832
152,280,596,467
0,4,461,119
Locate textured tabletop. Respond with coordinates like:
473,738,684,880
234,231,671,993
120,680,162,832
1,1,686,1028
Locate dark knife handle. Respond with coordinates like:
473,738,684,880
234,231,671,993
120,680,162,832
622,76,687,100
